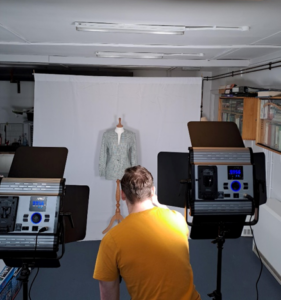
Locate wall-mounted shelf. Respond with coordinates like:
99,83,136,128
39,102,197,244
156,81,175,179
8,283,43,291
218,97,258,140
256,98,281,154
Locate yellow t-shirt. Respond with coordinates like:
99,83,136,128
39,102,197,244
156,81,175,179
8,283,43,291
94,207,201,300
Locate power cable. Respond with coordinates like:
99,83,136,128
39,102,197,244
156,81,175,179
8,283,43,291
28,268,39,300
250,224,263,300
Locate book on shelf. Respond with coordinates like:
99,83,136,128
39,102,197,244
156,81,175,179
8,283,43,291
264,122,269,145
274,125,280,149
260,99,269,119
262,122,281,150
270,124,276,148
273,110,281,122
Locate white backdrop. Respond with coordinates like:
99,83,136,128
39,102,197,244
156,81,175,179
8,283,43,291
34,74,202,240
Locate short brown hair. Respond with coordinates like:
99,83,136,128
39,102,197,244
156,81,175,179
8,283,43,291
121,166,154,204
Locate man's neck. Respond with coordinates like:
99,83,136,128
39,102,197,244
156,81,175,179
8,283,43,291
127,199,154,214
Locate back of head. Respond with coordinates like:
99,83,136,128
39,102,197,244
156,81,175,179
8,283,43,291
121,165,154,204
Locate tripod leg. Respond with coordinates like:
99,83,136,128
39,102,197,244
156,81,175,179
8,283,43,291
102,215,118,234
207,290,222,300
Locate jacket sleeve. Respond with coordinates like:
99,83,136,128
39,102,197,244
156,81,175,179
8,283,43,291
99,133,107,177
130,133,138,167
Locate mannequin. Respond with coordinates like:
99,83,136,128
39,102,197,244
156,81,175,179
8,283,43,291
115,118,124,145
102,118,129,234
99,118,137,181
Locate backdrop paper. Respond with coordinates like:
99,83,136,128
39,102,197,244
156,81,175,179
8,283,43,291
34,74,201,240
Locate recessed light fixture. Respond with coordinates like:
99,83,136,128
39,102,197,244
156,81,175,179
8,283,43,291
96,52,204,59
74,22,250,34
75,22,185,35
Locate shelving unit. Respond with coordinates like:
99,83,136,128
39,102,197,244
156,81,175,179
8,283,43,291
256,98,281,154
218,97,258,140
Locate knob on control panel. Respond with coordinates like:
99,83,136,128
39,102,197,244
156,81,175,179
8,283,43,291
31,213,42,224
231,181,241,192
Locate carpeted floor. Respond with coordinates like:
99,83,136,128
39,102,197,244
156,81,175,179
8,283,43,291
15,238,281,300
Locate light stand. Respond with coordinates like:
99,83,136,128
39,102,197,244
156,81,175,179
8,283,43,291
0,147,89,299
157,122,267,300
207,226,226,300
18,263,31,300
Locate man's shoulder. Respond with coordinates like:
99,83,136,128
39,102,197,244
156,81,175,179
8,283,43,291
156,208,187,229
157,207,184,218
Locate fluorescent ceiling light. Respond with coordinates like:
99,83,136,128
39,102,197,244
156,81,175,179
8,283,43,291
96,52,164,59
75,22,185,35
96,52,204,59
185,26,249,31
74,22,250,34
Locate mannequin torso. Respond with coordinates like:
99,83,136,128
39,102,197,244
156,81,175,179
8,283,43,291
115,127,124,145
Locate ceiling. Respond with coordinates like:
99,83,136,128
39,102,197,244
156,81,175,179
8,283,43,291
1,0,281,69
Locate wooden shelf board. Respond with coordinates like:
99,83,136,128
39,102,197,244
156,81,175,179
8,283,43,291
256,143,281,155
258,97,281,100
221,110,243,115
220,97,244,99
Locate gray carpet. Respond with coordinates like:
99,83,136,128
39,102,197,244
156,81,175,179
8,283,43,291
15,238,281,300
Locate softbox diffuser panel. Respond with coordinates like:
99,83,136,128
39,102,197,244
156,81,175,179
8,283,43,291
8,147,68,178
157,152,189,208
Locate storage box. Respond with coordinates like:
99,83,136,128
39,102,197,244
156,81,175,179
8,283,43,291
0,267,15,293
11,268,22,300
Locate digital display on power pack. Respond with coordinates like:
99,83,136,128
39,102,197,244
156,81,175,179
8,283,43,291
29,197,47,212
228,166,243,180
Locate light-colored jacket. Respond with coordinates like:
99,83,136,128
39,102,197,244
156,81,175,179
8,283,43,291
99,128,137,180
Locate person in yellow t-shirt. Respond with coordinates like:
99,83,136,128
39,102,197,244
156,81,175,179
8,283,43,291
94,165,201,300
